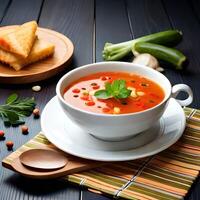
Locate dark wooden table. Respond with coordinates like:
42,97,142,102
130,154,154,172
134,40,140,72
0,0,200,199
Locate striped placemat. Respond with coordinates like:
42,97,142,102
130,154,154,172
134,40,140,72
2,107,200,200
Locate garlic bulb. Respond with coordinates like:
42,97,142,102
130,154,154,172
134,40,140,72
132,53,164,72
156,67,165,72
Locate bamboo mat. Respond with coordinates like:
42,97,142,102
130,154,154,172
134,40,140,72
2,107,200,200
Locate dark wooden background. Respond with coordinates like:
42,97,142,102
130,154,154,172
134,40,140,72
0,0,200,199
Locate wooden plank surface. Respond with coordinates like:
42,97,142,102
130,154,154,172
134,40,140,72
95,0,132,62
163,0,200,108
161,1,200,198
0,0,94,199
0,0,200,200
0,0,43,25
126,0,184,85
90,0,200,199
39,0,94,67
190,0,200,22
0,0,11,21
126,0,172,36
82,190,111,200
84,1,131,198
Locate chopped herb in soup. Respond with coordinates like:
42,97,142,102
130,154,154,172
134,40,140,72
63,72,165,114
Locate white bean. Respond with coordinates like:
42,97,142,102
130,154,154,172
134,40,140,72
32,85,41,92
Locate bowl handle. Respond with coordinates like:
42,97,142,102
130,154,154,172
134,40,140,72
171,84,193,107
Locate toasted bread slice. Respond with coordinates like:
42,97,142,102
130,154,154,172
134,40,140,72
0,28,17,36
0,38,55,71
0,21,37,58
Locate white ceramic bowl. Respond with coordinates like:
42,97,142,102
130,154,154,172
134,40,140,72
56,62,193,141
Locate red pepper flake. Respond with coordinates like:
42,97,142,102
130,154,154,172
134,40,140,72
92,85,100,90
91,83,97,86
72,88,80,93
6,141,14,150
73,95,79,98
85,101,95,106
100,76,107,81
102,107,110,113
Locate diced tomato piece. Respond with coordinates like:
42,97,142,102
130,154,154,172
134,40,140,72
92,85,100,90
72,88,80,93
80,96,89,101
85,101,95,106
102,107,110,113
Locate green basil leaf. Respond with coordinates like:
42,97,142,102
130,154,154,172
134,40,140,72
92,79,131,100
111,80,126,92
94,90,112,99
6,93,18,104
111,80,119,91
105,82,112,93
118,80,126,90
117,88,132,99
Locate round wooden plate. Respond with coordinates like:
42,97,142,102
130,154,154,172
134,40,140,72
0,26,74,84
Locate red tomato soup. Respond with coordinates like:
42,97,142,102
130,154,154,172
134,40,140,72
63,72,165,114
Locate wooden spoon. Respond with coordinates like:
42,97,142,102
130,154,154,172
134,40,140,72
10,148,105,179
19,149,68,170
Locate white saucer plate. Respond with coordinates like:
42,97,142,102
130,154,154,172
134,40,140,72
41,96,186,161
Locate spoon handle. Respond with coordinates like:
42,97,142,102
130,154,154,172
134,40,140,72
11,156,105,179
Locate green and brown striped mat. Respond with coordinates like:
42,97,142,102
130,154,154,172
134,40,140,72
2,107,200,200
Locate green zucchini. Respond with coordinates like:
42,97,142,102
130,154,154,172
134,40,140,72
133,30,183,47
134,42,187,70
103,30,183,61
